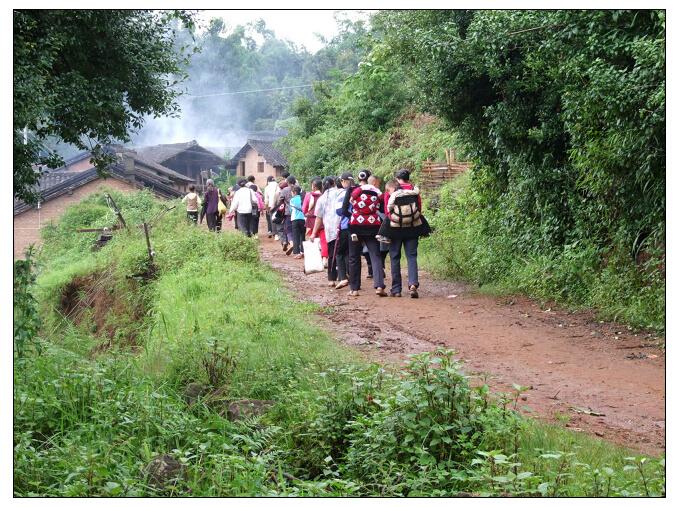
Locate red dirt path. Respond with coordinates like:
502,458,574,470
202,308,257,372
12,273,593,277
258,234,665,456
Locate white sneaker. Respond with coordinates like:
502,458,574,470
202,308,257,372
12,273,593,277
274,234,279,241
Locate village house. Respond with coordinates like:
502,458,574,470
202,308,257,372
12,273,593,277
13,146,193,258
226,133,289,190
135,140,226,187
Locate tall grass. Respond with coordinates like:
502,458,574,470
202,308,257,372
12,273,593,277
420,173,665,332
14,189,664,497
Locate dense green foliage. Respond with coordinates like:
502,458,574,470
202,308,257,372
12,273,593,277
279,45,413,181
13,10,195,203
13,247,42,358
422,173,664,329
14,191,664,497
281,9,665,329
377,10,665,258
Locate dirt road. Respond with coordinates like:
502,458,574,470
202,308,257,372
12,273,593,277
258,235,665,456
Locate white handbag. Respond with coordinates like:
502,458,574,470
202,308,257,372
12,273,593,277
303,239,324,275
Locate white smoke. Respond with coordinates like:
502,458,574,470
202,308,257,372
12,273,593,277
129,93,249,157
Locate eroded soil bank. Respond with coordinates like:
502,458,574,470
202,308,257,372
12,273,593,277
259,236,665,456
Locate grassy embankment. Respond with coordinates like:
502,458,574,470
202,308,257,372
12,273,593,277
13,189,664,497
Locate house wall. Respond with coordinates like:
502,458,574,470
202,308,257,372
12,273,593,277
13,178,136,259
242,147,277,190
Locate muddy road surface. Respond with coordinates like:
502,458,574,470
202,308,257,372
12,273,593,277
257,235,665,456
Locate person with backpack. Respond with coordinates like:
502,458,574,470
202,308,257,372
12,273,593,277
341,169,387,297
384,168,431,298
182,184,202,224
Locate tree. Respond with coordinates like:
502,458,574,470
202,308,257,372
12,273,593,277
376,10,665,255
13,10,196,204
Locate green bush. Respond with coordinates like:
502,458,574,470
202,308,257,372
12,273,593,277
15,189,664,497
422,175,664,330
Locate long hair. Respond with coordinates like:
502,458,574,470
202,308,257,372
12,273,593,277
322,176,335,193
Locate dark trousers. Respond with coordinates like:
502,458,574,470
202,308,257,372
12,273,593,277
206,212,218,231
275,217,284,239
280,215,293,246
234,212,239,230
236,212,251,236
390,237,419,295
348,235,385,290
187,211,198,224
291,219,305,254
265,210,273,235
327,239,338,281
364,249,387,277
251,211,260,235
335,230,349,281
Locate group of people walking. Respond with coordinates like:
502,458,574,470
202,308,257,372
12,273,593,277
182,168,430,298
183,176,266,235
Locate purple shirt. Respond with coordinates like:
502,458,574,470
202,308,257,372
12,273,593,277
204,187,219,214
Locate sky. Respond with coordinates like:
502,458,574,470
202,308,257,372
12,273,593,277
196,10,373,53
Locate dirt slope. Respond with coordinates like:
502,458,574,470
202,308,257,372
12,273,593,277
258,235,665,456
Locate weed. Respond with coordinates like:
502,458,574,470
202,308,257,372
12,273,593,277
14,190,665,497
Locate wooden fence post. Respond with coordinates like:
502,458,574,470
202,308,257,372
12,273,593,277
143,222,154,263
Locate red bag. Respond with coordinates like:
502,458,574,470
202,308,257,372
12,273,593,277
350,187,381,227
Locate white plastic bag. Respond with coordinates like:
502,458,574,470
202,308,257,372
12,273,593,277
303,239,323,274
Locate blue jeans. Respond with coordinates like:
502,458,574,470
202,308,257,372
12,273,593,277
389,237,419,295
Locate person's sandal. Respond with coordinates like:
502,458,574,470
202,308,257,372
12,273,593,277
409,285,419,298
328,281,336,287
286,245,294,256
348,290,359,297
293,253,303,259
335,280,349,290
375,288,387,297
389,292,401,297
282,242,288,251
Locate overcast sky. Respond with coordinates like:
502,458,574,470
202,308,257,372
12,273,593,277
196,10,373,53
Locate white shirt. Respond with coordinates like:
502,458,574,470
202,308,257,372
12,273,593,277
264,181,279,208
314,187,340,242
229,186,254,214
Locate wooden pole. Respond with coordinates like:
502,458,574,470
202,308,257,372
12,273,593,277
143,222,154,263
106,193,128,230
